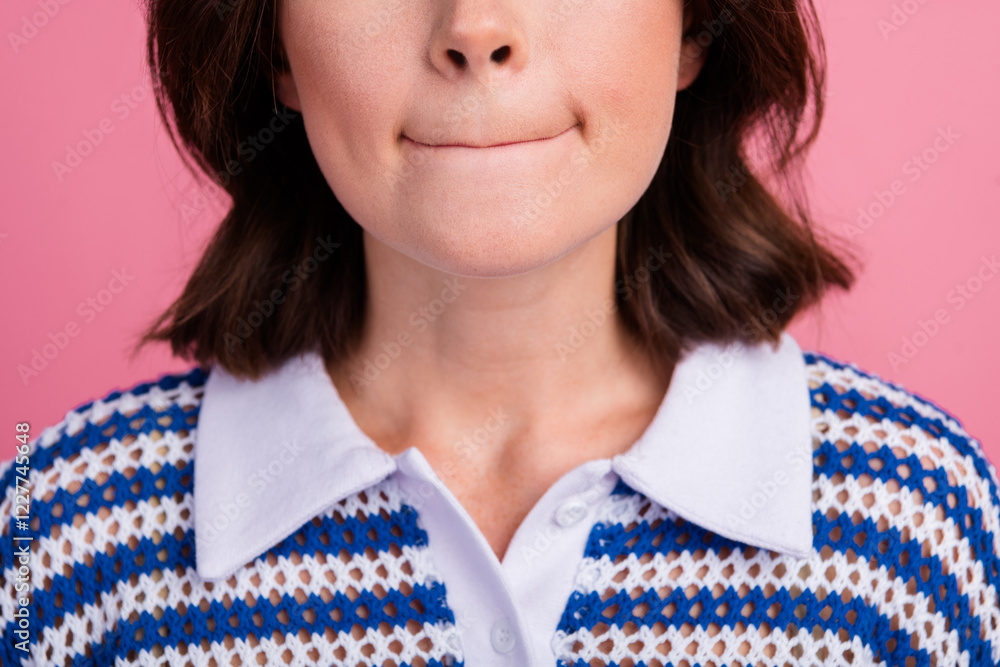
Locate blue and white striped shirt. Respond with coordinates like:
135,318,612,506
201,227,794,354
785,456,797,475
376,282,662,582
2,332,998,665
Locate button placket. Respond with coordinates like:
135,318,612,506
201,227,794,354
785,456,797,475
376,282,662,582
392,455,534,665
479,462,617,665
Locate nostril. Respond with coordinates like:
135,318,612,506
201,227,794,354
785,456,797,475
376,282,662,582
491,45,510,64
445,46,510,68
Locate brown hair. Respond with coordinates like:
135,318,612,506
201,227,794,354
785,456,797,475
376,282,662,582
137,0,856,380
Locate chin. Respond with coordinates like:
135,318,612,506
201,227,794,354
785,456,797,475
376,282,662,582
377,209,602,279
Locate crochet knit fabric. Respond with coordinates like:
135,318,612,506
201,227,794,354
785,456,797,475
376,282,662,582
1,352,998,666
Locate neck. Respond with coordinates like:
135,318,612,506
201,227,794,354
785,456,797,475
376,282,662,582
327,220,673,473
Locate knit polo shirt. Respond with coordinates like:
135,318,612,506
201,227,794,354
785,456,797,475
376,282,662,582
1,332,998,666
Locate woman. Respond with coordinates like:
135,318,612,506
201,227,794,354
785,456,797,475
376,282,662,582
2,0,998,664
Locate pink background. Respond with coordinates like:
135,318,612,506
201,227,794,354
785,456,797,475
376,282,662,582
1,0,998,462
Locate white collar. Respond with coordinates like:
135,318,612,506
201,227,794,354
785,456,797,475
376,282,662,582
193,332,814,581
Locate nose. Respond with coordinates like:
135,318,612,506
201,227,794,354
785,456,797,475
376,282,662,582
429,0,528,81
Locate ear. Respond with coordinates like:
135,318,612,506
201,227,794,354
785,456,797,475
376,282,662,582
274,67,302,112
270,38,302,112
677,7,709,92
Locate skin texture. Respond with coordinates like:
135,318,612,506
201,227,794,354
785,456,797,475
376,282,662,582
274,0,706,563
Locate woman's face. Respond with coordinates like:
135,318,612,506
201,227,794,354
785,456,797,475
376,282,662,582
275,0,704,278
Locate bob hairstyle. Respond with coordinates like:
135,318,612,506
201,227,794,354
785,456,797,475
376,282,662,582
138,0,856,381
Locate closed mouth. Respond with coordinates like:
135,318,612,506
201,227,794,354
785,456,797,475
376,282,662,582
403,125,577,149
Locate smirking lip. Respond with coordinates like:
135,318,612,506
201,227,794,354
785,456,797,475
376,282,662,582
396,123,581,179
403,124,578,149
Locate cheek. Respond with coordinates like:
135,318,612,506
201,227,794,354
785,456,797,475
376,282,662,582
555,0,681,202
285,7,411,198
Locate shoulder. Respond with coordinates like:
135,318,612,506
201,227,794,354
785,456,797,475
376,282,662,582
802,350,998,503
0,366,208,663
1,365,209,494
800,350,1000,662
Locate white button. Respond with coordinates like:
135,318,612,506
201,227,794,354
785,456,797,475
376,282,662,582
490,617,516,654
554,499,588,527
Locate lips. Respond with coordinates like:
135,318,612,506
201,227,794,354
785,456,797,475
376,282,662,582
403,124,578,149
